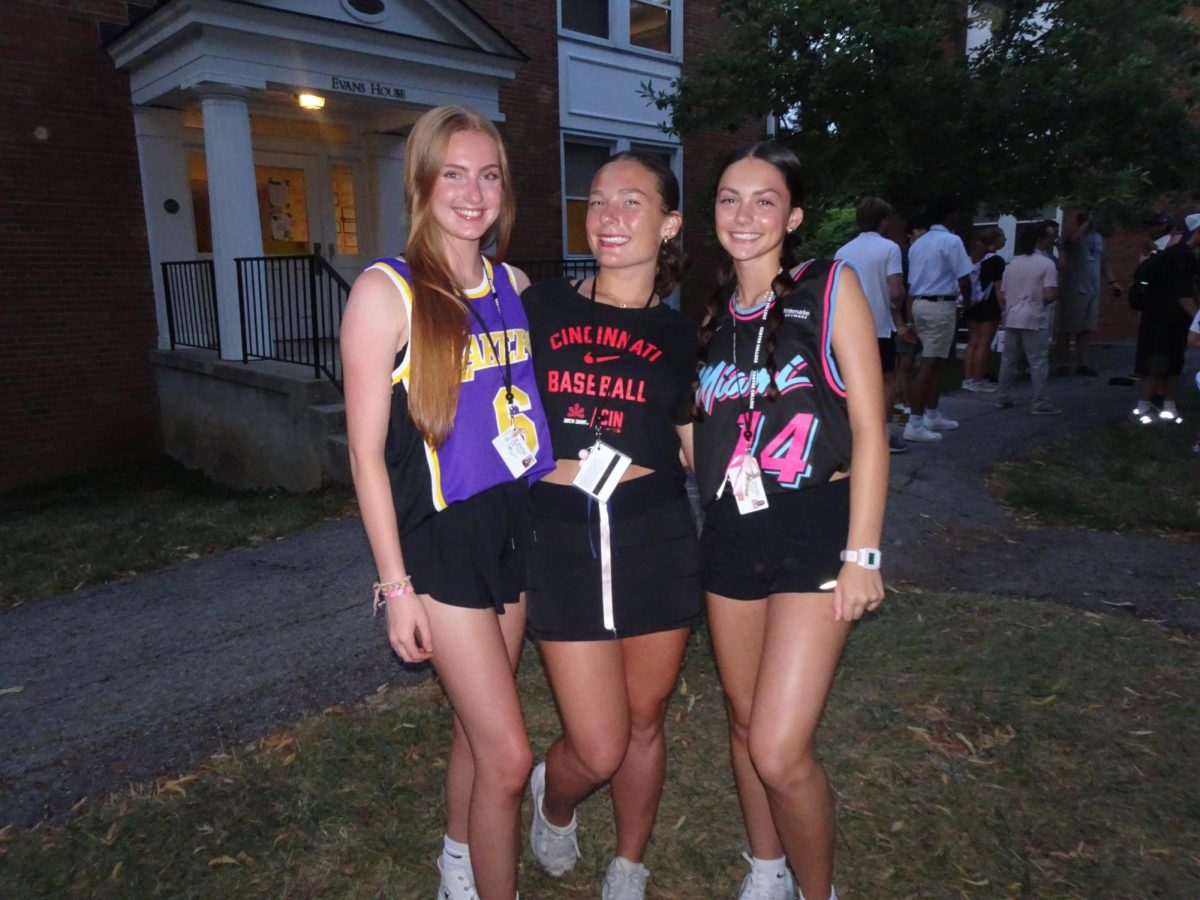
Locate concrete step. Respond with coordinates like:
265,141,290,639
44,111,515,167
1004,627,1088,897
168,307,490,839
310,401,347,435
324,434,352,485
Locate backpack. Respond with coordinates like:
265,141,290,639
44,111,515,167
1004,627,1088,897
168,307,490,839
1127,249,1166,312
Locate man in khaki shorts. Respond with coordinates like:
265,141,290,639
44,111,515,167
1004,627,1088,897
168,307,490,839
904,195,973,443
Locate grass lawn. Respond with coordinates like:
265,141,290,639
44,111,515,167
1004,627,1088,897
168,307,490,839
991,386,1200,534
0,459,356,610
1,593,1195,898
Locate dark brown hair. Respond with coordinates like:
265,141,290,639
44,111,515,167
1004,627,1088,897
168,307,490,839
602,151,688,298
696,140,805,416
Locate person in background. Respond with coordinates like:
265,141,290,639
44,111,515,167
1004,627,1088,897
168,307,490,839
1056,211,1122,376
1132,214,1200,425
341,105,554,900
835,197,913,453
894,215,930,422
962,226,1006,393
994,221,1060,415
904,195,973,443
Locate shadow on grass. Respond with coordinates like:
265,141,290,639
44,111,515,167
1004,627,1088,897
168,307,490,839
0,458,356,610
991,387,1200,535
1,594,1196,897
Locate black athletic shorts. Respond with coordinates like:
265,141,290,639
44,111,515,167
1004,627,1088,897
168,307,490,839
1135,303,1192,377
400,478,529,613
964,296,1001,323
527,471,701,641
877,336,896,374
701,477,851,599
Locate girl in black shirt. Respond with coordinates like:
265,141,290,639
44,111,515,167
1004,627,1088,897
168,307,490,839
522,152,700,899
692,141,888,900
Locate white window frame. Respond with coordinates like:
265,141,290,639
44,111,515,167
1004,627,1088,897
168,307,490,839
560,134,681,258
558,0,682,60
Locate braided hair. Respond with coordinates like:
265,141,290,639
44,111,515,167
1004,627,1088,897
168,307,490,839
696,141,805,418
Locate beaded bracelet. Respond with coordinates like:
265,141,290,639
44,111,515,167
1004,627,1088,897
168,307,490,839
372,576,414,616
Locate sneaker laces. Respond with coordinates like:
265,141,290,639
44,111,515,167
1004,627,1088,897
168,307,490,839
604,859,650,900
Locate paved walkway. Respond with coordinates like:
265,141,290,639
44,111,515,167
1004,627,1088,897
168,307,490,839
2,344,1196,828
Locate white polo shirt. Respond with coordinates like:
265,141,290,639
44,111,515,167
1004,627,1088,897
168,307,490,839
907,224,973,297
835,231,903,338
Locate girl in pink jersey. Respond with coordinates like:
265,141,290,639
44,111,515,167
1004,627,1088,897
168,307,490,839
693,141,888,900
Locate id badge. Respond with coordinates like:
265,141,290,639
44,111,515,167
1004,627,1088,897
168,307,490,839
731,455,769,515
572,440,632,503
492,426,537,478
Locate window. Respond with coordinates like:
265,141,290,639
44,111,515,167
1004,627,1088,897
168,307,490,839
563,141,615,255
629,1,670,53
561,0,608,39
331,164,358,256
560,0,676,55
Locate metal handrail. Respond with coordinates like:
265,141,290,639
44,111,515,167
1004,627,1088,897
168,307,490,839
161,260,218,350
235,254,350,391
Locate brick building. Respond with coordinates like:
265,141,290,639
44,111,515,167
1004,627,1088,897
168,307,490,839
1,0,760,493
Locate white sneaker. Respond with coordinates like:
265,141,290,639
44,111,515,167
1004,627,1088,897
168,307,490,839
974,380,998,392
903,419,943,442
529,762,580,876
437,854,479,900
924,413,959,431
601,857,650,900
961,378,980,392
737,853,795,900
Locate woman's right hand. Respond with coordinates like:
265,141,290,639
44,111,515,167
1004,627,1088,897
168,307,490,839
384,592,434,662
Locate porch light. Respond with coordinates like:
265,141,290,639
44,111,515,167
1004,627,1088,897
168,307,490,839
297,93,326,110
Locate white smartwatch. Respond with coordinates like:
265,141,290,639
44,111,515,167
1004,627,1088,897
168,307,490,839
839,548,882,570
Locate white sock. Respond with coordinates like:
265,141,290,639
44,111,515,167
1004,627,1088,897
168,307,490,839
611,856,645,873
749,855,788,877
442,834,470,864
1135,399,1152,414
1164,400,1179,414
797,889,838,900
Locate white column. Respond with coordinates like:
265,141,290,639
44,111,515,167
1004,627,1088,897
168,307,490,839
366,134,407,259
198,85,266,360
132,108,196,350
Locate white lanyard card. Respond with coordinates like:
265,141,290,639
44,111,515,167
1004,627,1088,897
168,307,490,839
572,440,632,503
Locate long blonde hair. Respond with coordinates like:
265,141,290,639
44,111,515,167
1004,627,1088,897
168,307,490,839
404,106,515,448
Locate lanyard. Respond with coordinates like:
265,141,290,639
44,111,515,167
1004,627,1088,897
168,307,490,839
587,275,654,441
464,258,516,412
731,291,775,440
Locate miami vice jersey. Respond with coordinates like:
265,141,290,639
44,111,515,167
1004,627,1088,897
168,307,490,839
693,259,853,504
369,257,555,534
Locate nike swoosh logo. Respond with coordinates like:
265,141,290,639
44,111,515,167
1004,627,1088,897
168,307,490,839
583,352,621,364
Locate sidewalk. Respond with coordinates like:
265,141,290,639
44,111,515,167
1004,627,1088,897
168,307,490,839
1,343,1195,829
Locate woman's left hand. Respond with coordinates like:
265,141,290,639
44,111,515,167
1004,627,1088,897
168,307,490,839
833,563,885,622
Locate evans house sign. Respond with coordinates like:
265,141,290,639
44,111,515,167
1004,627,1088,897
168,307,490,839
329,75,407,100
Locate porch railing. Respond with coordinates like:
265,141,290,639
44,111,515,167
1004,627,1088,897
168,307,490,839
511,257,598,285
162,260,218,350
236,254,350,391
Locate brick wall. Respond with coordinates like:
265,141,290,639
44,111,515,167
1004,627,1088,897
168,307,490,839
0,1,161,494
469,0,563,262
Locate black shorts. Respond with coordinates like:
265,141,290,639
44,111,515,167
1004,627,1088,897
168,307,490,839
876,336,896,374
701,477,850,599
527,472,701,642
1134,304,1192,377
964,296,1001,323
400,478,529,613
